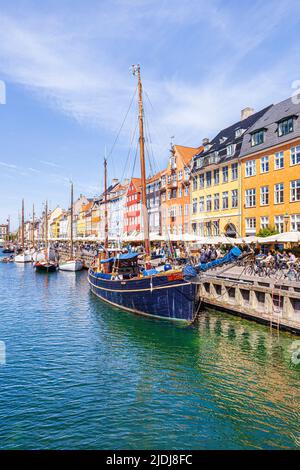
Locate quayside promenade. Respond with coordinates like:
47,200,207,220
194,265,300,334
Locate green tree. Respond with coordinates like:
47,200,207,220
256,226,279,237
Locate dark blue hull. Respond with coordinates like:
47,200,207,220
88,269,196,322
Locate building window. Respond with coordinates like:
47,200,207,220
290,179,300,202
198,222,204,236
168,191,171,200
291,214,300,231
206,195,212,212
245,188,256,207
245,160,256,177
246,218,256,232
278,117,294,136
206,171,212,187
168,175,171,184
222,166,228,183
260,186,269,206
192,223,197,235
178,171,183,180
226,144,235,156
290,146,300,166
274,183,284,204
161,176,166,186
275,215,284,233
212,220,220,235
184,186,189,196
192,198,197,214
232,189,238,208
260,216,269,229
193,176,198,191
231,163,238,180
260,156,269,173
275,151,284,170
222,191,229,209
178,187,182,197
214,193,219,211
251,130,264,147
199,174,205,188
178,205,182,216
214,169,219,184
199,196,204,212
205,221,212,236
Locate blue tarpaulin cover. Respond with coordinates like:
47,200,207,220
143,268,159,276
197,246,242,272
101,253,139,264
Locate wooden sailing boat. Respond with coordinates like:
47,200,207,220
88,65,196,322
59,182,83,271
35,201,57,272
15,200,32,263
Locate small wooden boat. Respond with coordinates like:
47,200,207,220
15,200,32,263
59,259,83,271
59,182,83,272
35,260,57,272
15,253,32,263
34,201,57,273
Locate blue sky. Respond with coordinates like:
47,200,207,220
0,0,300,228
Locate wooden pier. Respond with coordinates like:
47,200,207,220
193,266,300,334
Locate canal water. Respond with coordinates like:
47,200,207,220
0,251,299,450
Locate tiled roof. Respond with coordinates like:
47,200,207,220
192,105,272,171
175,144,203,164
240,97,300,156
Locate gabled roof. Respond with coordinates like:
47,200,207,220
174,144,203,164
192,105,272,170
240,97,300,157
130,177,142,191
147,170,163,183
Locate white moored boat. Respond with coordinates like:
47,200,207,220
59,259,83,271
15,199,32,264
15,253,32,263
58,182,83,272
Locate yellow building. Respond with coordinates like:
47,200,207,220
191,107,270,237
240,97,300,236
77,200,93,238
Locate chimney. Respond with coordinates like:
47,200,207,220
202,138,210,146
241,107,254,120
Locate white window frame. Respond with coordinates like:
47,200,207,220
245,160,256,177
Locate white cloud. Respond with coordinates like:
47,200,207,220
0,0,299,158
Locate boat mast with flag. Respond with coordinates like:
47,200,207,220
88,65,196,322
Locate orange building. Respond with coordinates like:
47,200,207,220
160,144,202,237
240,97,300,236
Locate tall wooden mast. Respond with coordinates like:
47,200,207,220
104,157,109,249
133,65,150,255
45,201,48,261
21,199,25,251
32,204,35,247
70,181,74,258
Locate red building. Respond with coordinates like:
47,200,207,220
123,178,142,235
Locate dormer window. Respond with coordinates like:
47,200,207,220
226,144,235,156
235,128,245,138
204,144,211,152
251,129,265,147
219,136,228,144
278,117,294,136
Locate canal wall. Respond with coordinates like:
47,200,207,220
195,273,300,334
